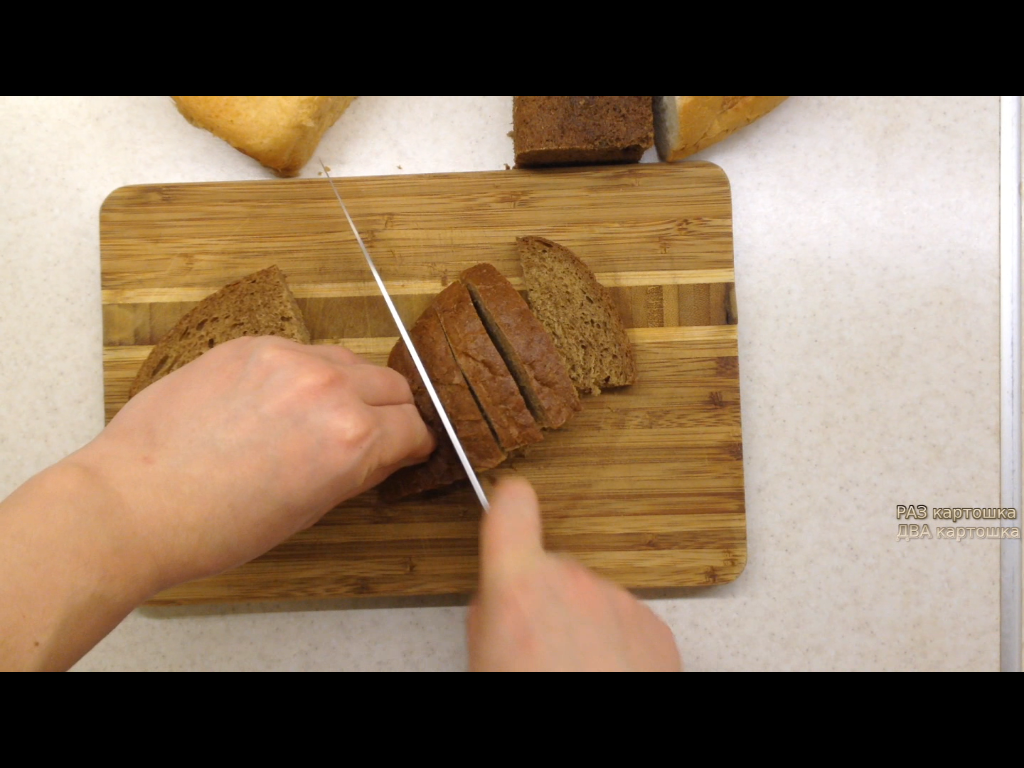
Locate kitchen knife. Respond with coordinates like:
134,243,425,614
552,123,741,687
320,162,490,511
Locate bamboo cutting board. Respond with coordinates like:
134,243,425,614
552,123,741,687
100,162,745,604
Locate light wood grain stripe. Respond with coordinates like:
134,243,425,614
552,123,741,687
104,325,739,362
103,284,736,346
100,269,737,304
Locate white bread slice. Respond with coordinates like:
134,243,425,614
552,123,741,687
172,96,357,176
654,96,788,161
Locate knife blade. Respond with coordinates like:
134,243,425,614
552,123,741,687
319,162,490,511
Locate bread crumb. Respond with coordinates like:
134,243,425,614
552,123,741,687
397,165,403,170
504,164,511,171
507,130,514,138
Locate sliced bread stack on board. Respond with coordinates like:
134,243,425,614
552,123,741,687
382,238,635,500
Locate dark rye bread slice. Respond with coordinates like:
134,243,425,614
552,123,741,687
433,281,543,452
513,96,654,167
518,236,638,395
460,263,580,429
129,265,309,398
380,308,506,501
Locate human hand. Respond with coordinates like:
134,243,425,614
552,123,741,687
69,336,434,592
468,478,682,672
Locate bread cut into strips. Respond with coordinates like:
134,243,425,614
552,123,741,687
460,263,580,429
433,281,543,451
380,308,506,501
517,236,637,395
129,265,309,398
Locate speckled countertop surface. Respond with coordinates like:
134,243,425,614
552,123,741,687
0,96,1003,670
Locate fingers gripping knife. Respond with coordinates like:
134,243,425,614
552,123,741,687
320,162,491,511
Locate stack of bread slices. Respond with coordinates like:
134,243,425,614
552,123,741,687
382,236,636,499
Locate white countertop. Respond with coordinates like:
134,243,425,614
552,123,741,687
0,96,1005,670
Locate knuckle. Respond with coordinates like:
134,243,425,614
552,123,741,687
396,402,428,432
276,357,349,398
300,365,346,394
383,368,414,403
249,336,300,367
331,406,377,448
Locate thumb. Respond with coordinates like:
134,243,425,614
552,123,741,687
479,477,544,585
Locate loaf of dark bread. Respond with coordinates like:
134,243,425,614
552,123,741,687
513,96,654,167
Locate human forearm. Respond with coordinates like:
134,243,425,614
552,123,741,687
0,338,433,670
0,457,159,671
